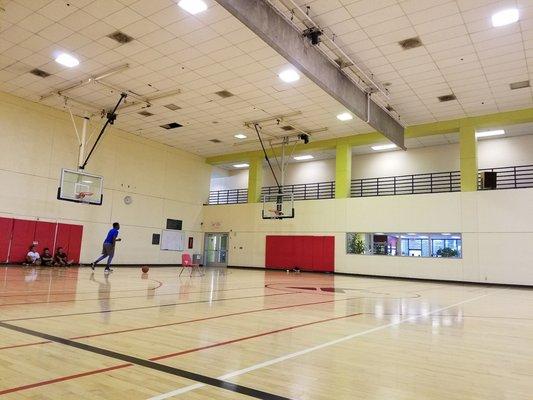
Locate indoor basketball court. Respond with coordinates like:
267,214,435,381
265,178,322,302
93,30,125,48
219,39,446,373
1,0,532,399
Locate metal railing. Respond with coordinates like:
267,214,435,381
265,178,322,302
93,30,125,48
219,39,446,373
206,188,247,205
262,181,335,201
479,164,533,190
351,171,461,197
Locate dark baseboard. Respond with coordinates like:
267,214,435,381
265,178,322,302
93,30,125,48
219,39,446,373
227,266,533,289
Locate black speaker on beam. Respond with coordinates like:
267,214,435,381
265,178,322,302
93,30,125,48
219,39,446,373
480,171,497,189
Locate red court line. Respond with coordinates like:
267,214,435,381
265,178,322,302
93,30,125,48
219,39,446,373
0,364,132,395
0,295,359,350
0,312,362,395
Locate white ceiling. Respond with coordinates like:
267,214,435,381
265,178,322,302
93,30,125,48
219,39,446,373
0,0,532,157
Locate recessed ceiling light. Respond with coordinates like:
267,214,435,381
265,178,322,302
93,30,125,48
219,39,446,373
293,155,314,161
491,9,519,27
234,133,247,139
279,68,300,83
337,112,353,121
178,0,207,14
233,163,249,168
371,143,397,151
55,52,79,68
476,129,505,138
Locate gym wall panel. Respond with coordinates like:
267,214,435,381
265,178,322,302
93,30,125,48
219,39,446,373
265,235,335,272
67,224,83,263
0,217,13,262
9,219,36,263
55,223,72,255
34,221,57,252
0,92,210,264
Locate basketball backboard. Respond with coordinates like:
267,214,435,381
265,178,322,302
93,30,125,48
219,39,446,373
57,168,103,205
262,192,294,219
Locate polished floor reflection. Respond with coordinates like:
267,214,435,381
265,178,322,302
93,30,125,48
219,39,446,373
0,266,532,399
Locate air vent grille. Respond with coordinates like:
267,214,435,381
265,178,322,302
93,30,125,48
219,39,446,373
160,122,182,129
215,90,234,98
164,103,181,111
30,68,51,78
438,94,456,102
138,111,154,117
107,31,134,44
399,37,423,50
510,80,530,90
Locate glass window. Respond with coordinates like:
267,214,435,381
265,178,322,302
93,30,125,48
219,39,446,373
347,233,462,259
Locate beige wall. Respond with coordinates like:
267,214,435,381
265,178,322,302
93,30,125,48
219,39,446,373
202,188,533,285
0,92,211,264
210,135,533,190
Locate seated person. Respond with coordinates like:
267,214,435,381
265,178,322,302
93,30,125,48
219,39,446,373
41,248,54,266
25,245,41,266
54,247,73,266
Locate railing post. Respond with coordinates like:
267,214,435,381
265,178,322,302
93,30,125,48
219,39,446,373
411,175,414,194
393,176,396,195
449,172,452,191
514,166,517,189
304,183,307,200
376,177,379,196
430,173,433,193
331,181,334,198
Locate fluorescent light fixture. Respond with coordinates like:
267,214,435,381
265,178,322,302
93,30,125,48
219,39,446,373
336,112,353,121
293,155,314,161
278,68,300,83
178,0,207,14
371,143,397,151
234,133,247,139
491,9,519,27
375,232,384,235
55,52,79,68
442,233,451,236
476,129,505,138
82,180,93,184
233,163,249,168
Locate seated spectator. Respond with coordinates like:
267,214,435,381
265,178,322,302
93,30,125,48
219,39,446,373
25,245,41,266
54,247,73,266
41,248,53,266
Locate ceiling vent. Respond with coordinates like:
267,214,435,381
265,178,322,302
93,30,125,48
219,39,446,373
30,68,51,78
138,110,154,117
438,94,457,102
107,31,134,44
398,37,423,50
509,80,530,90
215,90,234,98
160,122,182,129
281,125,295,131
164,103,181,111
209,139,222,143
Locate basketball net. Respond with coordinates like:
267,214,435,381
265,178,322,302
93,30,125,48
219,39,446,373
76,191,93,205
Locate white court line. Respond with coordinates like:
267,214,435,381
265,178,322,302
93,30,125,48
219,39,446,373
147,291,492,400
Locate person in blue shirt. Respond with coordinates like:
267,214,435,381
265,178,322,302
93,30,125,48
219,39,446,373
91,222,121,273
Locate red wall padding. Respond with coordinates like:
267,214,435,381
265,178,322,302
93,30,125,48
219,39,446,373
1,218,83,264
34,221,57,253
67,224,83,263
9,219,37,263
0,218,13,262
265,235,335,272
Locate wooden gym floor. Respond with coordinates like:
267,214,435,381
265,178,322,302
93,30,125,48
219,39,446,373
0,266,532,399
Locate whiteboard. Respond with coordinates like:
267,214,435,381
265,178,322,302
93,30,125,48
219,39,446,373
160,230,185,251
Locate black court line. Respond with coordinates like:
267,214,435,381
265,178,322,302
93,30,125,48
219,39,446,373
0,321,291,400
1,292,297,322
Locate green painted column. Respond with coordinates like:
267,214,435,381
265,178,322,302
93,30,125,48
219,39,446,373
247,156,263,203
335,142,352,198
459,122,478,192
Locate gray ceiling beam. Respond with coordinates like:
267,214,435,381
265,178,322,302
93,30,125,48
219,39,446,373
214,0,405,149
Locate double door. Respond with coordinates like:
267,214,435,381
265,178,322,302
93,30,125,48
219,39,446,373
204,233,229,267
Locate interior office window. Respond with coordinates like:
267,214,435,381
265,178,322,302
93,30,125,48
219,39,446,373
347,233,462,258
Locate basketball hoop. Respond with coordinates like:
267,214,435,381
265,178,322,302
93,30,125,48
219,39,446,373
76,191,93,204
